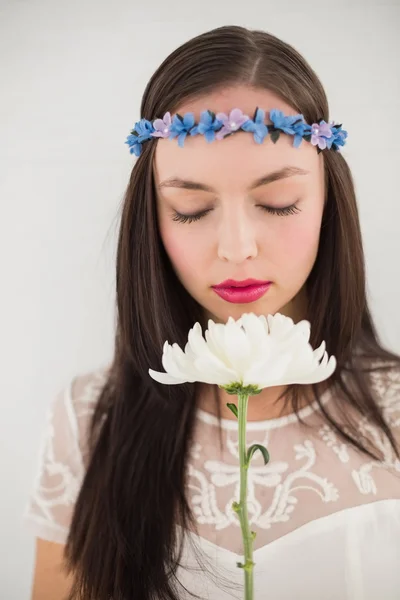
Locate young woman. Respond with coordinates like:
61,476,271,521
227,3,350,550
24,25,400,600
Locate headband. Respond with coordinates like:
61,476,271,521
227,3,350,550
125,107,348,157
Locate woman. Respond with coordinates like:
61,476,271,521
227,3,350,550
24,25,400,600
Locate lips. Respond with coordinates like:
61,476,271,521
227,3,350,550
212,281,272,304
213,278,272,289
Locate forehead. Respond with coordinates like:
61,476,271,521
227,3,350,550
153,86,321,189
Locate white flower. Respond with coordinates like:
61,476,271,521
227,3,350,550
148,312,336,388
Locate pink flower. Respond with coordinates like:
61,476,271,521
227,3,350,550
152,112,172,138
310,121,333,150
215,108,250,140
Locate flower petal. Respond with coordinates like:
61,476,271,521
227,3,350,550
148,369,186,385
205,328,227,363
177,132,186,147
244,351,293,387
170,343,201,381
215,126,230,140
267,341,336,386
206,320,231,365
240,313,271,357
187,323,207,357
153,118,167,131
279,353,337,385
193,357,238,385
183,113,195,128
230,108,245,123
161,343,192,381
313,340,326,363
222,319,252,375
255,108,265,123
204,130,215,143
215,112,229,125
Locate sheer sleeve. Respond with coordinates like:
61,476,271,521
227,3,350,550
371,363,400,431
22,369,107,544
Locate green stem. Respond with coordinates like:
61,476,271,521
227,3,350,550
237,393,254,600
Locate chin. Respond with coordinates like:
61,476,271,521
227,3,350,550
207,303,278,325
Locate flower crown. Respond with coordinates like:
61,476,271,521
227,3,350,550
125,107,348,157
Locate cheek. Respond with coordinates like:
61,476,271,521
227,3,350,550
269,216,321,269
160,221,207,281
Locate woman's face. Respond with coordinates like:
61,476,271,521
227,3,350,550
154,86,326,324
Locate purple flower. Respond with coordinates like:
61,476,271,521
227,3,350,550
151,112,172,138
190,110,223,142
310,120,333,150
215,108,250,140
241,108,269,144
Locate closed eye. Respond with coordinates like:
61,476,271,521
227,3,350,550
259,204,301,217
171,204,301,224
171,209,211,224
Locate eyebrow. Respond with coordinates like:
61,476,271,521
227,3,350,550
157,166,310,193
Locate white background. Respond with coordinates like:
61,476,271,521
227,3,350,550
1,0,399,597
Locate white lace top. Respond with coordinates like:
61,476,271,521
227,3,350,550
23,365,400,599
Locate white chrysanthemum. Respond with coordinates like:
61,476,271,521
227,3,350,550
149,312,336,389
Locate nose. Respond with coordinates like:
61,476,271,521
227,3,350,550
217,210,258,264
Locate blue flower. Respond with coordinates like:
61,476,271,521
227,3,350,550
124,119,155,156
292,121,310,148
269,110,309,148
241,108,269,144
190,111,223,143
327,125,348,150
169,113,196,147
125,134,142,156
134,119,155,139
269,109,303,133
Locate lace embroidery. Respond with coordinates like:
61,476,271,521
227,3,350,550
188,432,339,531
24,363,400,548
38,419,82,518
352,416,400,495
318,367,400,496
24,368,107,529
319,424,350,463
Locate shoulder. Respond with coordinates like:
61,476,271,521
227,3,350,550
23,365,111,543
68,366,111,450
368,361,400,429
48,365,111,464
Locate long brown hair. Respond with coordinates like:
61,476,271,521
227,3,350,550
64,25,400,600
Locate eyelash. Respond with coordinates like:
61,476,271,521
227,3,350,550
172,204,301,224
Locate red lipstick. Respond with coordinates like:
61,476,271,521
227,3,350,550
212,279,272,304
